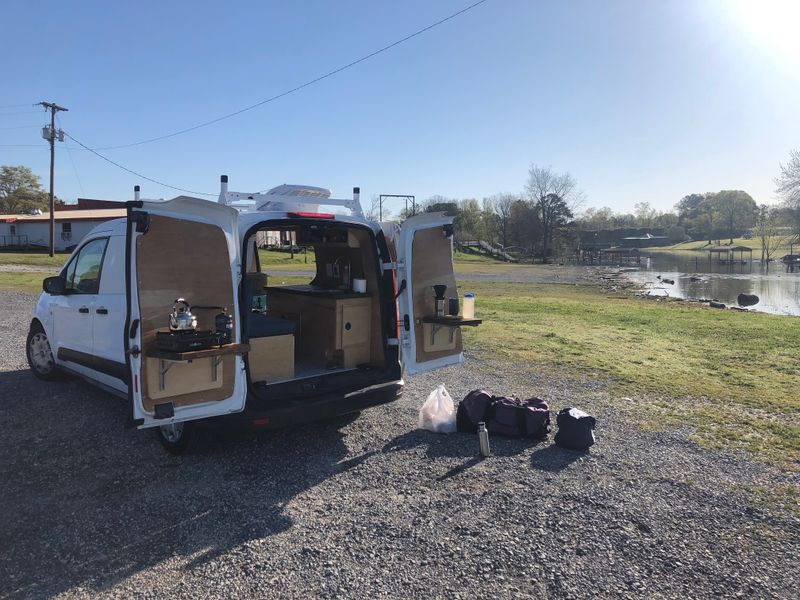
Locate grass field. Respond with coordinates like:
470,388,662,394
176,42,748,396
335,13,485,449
648,237,797,255
460,281,800,466
0,253,68,268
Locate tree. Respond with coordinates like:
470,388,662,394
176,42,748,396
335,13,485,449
634,202,659,228
525,165,580,261
364,195,383,221
775,149,800,239
713,190,757,243
754,204,788,270
0,165,49,214
489,193,517,248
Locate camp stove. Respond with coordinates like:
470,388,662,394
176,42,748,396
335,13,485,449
154,329,217,353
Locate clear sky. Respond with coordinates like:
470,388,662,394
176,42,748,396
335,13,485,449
2,0,799,213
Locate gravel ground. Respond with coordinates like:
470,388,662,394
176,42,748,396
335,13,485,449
1,291,798,599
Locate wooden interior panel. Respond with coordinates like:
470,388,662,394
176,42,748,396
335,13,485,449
248,335,295,382
145,357,224,401
411,227,462,362
137,215,236,409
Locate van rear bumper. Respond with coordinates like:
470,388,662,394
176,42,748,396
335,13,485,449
230,380,404,431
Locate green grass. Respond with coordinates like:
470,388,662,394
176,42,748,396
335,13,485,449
0,253,68,268
649,237,796,255
257,249,316,271
0,272,46,293
460,281,800,466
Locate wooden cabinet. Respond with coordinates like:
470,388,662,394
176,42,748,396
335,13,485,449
267,287,372,369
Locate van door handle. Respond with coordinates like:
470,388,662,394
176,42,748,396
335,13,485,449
78,307,90,314
96,307,108,315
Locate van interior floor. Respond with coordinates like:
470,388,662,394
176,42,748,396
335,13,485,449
265,361,356,385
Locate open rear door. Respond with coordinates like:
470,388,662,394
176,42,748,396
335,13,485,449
126,196,246,428
396,212,464,374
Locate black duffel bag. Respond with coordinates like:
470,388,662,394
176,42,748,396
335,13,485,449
457,389,550,439
554,407,596,450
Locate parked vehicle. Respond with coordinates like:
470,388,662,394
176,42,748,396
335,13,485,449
26,178,479,452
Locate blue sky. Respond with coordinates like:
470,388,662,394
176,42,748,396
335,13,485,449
2,0,799,213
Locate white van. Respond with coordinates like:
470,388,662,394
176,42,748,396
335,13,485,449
26,178,481,452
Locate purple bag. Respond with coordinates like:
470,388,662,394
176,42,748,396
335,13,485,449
457,389,550,439
456,389,493,433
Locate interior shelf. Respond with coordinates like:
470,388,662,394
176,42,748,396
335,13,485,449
148,343,250,362
422,316,483,327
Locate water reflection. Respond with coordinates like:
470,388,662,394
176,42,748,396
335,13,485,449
626,251,800,316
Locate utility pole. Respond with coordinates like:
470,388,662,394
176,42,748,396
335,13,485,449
38,101,68,257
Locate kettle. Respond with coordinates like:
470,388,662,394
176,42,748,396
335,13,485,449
169,298,197,331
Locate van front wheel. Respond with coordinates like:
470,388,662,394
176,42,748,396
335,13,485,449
156,421,196,454
26,322,64,381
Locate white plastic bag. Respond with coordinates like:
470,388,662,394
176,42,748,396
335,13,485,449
418,384,457,434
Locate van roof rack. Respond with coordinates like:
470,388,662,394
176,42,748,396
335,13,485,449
217,176,364,217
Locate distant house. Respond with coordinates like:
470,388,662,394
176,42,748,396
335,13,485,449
0,198,125,251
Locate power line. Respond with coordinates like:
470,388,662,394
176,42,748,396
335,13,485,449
89,0,490,151
0,124,40,131
58,115,85,197
63,131,216,197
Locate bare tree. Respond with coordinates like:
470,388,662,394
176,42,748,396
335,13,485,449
525,165,582,261
754,204,788,271
364,195,394,222
489,193,517,249
775,149,800,238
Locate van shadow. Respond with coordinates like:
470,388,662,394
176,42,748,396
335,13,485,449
0,368,354,598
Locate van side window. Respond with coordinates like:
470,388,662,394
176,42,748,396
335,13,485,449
64,238,109,294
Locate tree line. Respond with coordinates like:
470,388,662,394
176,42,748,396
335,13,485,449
5,149,800,261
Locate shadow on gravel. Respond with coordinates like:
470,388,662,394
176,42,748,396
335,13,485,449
530,444,588,472
0,369,357,597
382,429,536,460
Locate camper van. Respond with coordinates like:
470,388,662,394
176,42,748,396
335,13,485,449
26,178,480,453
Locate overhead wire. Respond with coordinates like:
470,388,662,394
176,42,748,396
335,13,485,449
57,115,85,197
53,1,490,197
63,132,216,197
87,0,490,151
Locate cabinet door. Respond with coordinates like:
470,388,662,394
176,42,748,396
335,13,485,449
339,302,370,348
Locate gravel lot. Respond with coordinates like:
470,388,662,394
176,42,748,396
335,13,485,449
1,291,798,599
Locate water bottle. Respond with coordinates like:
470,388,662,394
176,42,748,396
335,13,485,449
478,421,491,457
463,293,475,319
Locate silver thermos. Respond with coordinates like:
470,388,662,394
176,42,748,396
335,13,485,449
478,422,491,457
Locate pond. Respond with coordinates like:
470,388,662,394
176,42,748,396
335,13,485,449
624,251,800,316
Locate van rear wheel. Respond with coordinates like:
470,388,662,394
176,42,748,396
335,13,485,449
156,421,196,454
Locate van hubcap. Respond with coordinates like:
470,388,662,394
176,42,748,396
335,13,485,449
29,333,55,373
160,422,184,443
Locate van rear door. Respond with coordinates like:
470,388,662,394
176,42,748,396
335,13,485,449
396,212,464,374
126,196,246,428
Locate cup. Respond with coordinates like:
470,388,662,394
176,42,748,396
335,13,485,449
353,278,367,293
448,298,459,316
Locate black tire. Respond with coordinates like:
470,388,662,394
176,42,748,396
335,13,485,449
26,321,65,381
156,421,196,455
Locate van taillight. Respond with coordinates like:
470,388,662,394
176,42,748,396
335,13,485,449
287,211,334,219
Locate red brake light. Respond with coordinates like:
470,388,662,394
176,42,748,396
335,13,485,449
288,212,335,219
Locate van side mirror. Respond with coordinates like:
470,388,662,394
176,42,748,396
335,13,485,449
43,275,66,295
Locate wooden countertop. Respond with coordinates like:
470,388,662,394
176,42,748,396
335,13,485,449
266,284,370,300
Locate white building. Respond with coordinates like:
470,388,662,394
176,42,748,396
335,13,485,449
0,199,125,252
